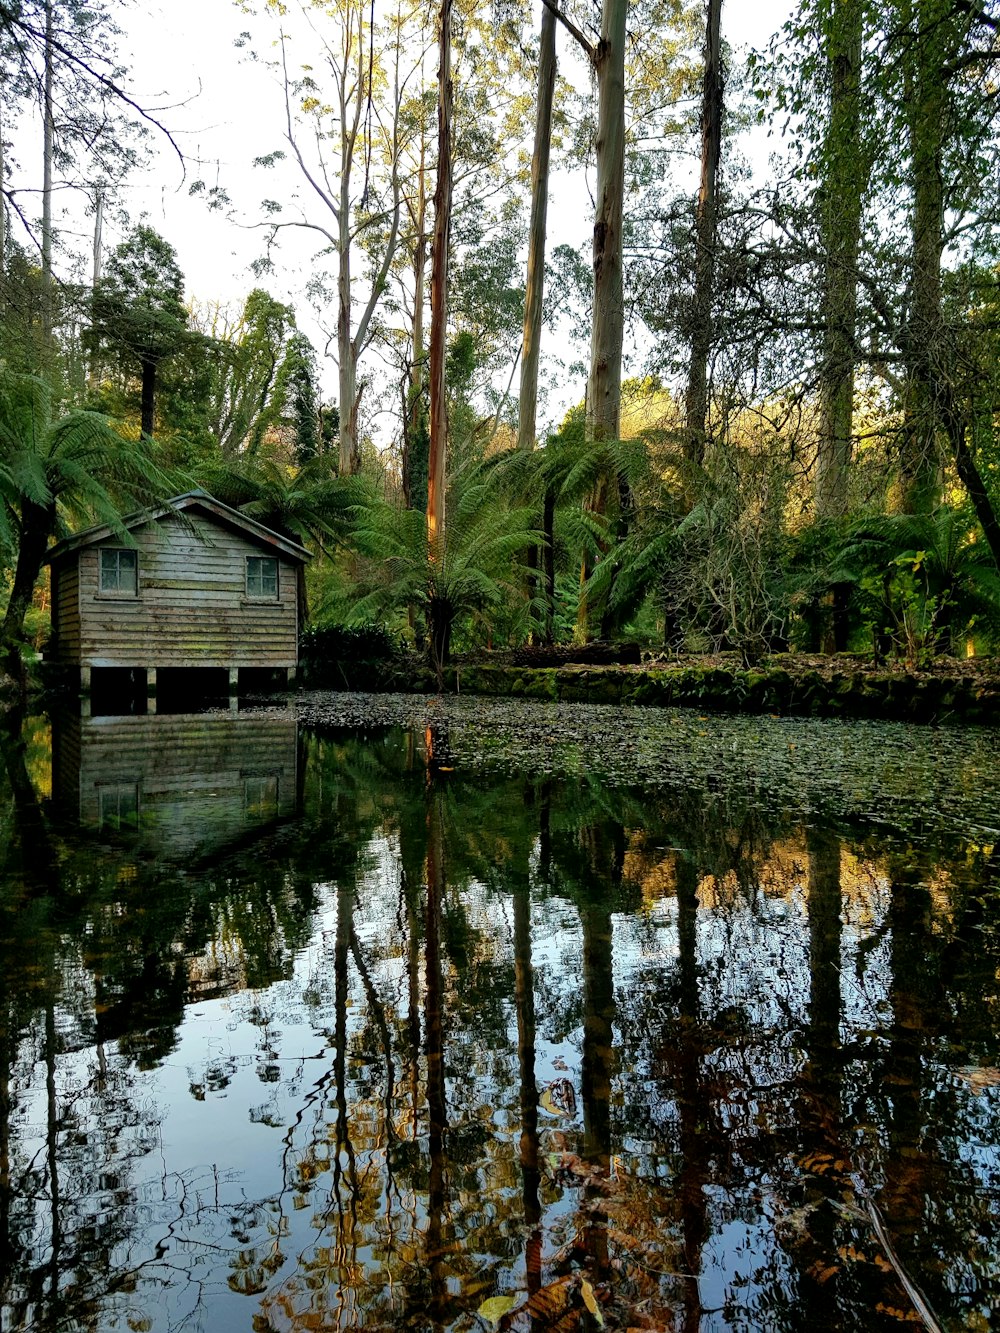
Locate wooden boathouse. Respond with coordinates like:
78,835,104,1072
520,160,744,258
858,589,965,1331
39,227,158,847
46,490,310,705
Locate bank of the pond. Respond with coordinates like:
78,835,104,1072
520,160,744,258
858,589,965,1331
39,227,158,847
432,658,1000,723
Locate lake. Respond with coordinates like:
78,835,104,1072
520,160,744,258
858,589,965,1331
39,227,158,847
1,694,999,1332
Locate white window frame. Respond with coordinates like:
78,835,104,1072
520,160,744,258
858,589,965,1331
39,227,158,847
246,555,279,601
98,547,138,597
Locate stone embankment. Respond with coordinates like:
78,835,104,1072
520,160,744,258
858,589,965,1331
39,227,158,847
436,661,1000,724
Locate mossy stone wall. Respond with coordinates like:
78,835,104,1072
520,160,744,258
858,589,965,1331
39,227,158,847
440,663,1000,724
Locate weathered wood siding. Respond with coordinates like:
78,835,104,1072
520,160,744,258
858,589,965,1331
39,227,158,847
69,514,299,668
51,561,81,662
54,710,299,861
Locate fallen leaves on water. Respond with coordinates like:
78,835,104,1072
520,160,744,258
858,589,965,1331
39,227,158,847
874,1302,926,1323
580,1277,604,1326
497,1275,579,1330
477,1294,517,1325
952,1065,1000,1094
540,1078,577,1118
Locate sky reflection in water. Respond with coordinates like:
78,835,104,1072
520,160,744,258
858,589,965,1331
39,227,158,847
1,701,999,1332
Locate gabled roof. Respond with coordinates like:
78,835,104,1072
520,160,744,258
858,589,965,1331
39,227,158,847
46,490,311,564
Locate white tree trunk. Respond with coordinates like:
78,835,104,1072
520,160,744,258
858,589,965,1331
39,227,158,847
518,2,557,453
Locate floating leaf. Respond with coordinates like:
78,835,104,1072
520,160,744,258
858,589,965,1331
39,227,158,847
478,1294,517,1325
581,1277,603,1325
540,1087,568,1117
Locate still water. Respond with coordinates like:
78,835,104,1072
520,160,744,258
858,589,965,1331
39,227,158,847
2,697,1000,1332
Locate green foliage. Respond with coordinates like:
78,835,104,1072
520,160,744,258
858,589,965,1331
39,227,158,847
195,456,370,552
325,455,540,670
299,622,406,689
0,368,177,664
89,225,189,371
840,508,1000,660
198,289,297,460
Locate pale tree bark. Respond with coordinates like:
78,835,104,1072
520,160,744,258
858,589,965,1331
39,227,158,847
91,186,104,287
542,0,626,640
585,0,627,446
517,1,557,453
815,0,862,524
683,0,723,498
275,3,403,476
41,0,55,351
427,0,453,556
402,128,429,509
88,187,104,389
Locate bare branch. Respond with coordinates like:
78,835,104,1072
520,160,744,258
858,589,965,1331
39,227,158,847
540,0,596,61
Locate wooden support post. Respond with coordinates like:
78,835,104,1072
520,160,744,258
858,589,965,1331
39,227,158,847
80,665,91,695
147,667,157,715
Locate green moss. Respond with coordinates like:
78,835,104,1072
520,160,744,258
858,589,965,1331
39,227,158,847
415,661,998,726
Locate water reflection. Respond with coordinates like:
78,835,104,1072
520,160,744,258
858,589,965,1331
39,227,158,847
52,708,301,860
1,708,999,1331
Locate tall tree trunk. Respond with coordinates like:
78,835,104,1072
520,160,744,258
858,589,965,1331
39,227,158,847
402,136,429,511
513,864,542,1296
1,500,54,677
586,0,627,446
88,189,105,391
140,356,156,439
543,486,556,644
427,0,453,555
815,0,864,654
897,0,945,515
683,0,723,498
41,0,55,356
403,138,428,508
517,3,557,453
575,0,626,642
91,187,104,288
338,216,360,475
816,0,862,525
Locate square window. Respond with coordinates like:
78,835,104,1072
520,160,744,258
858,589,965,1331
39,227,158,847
244,773,279,821
246,555,278,599
98,783,140,831
99,548,138,596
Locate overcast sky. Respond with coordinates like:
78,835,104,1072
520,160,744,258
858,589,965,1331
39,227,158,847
38,0,795,420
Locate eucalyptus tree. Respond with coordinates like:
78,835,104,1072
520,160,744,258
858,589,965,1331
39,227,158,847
683,0,723,487
518,0,558,453
544,0,628,443
814,0,867,524
246,0,426,475
0,0,172,355
193,289,297,460
888,0,1000,540
427,0,453,554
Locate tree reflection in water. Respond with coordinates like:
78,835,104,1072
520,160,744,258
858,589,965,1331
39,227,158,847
1,708,999,1330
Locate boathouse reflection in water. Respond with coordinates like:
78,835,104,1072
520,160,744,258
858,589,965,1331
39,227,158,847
51,708,301,860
